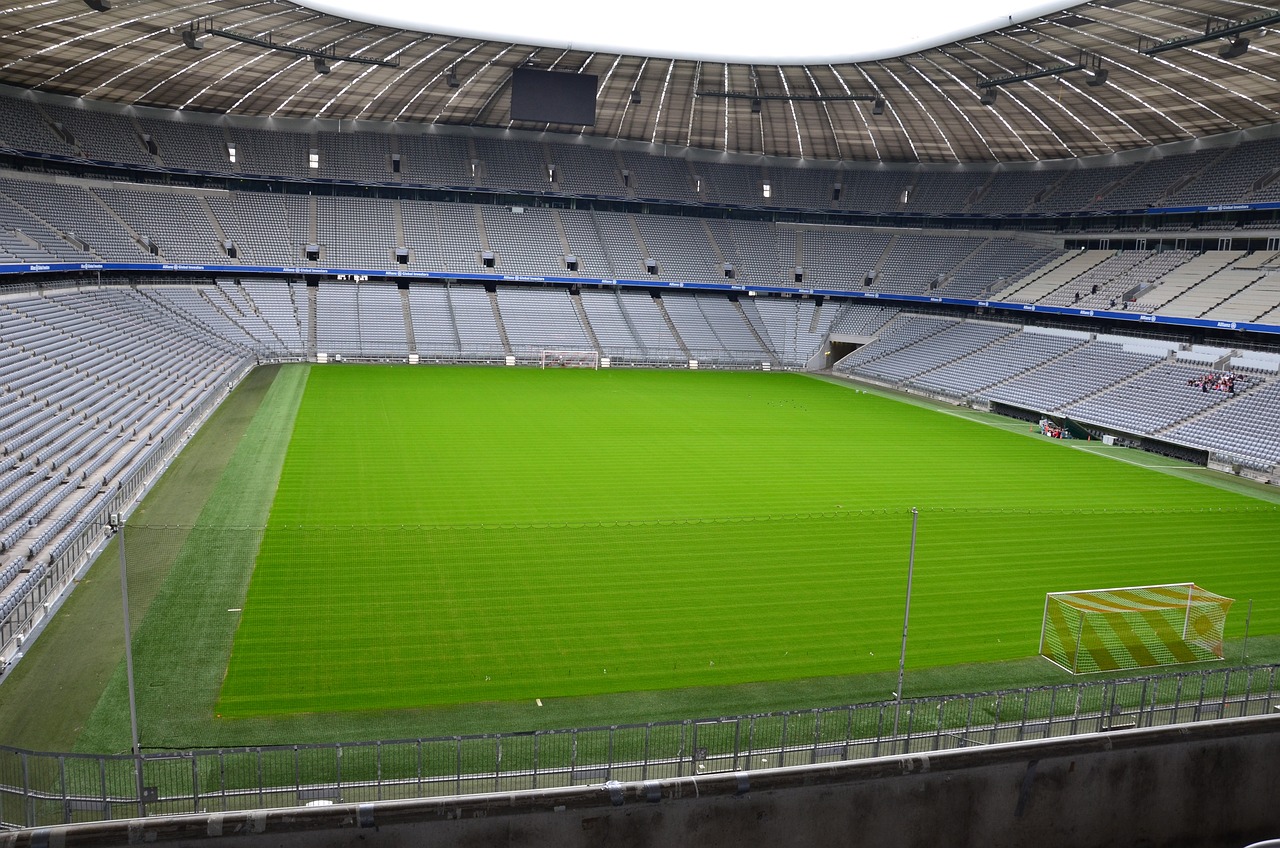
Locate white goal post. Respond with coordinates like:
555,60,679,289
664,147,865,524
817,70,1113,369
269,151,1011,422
541,350,600,369
1039,583,1233,675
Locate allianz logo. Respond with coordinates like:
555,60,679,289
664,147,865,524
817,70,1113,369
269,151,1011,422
1216,321,1238,330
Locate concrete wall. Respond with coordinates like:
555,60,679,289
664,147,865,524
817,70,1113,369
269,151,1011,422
7,716,1279,848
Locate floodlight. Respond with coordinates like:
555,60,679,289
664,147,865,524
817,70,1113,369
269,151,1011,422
181,29,203,50
313,56,330,74
751,98,761,113
446,67,459,88
1085,67,1108,87
979,88,998,106
1219,36,1249,59
630,89,641,104
83,0,112,11
872,97,885,115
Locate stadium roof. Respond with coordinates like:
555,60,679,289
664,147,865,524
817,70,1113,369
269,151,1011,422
1,0,1278,163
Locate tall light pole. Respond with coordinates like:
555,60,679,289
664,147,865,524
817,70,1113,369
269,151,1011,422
893,507,919,743
111,513,144,816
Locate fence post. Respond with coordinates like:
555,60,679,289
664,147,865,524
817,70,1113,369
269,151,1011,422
190,753,200,814
21,751,33,828
641,726,650,782
416,740,423,796
676,722,686,778
99,757,109,822
732,719,742,772
58,756,68,825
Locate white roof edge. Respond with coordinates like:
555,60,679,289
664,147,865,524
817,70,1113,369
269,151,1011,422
294,0,1084,64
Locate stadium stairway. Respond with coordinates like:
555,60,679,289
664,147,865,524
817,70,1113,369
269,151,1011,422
937,238,993,291
973,332,1091,399
652,294,692,358
487,289,513,356
400,287,417,354
904,322,1022,386
732,299,778,365
570,291,603,352
550,210,574,258
808,301,825,335
307,285,318,356
867,233,898,281
198,197,229,254
85,190,148,258
1048,354,1168,414
393,200,407,256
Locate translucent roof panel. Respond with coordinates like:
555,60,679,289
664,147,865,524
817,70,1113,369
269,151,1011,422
298,0,1082,63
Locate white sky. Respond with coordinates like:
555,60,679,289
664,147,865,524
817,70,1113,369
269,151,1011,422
297,0,1082,63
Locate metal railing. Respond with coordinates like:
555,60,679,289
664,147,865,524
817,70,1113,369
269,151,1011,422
2,662,1276,830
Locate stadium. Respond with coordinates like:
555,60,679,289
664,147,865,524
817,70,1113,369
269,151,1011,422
0,0,1279,844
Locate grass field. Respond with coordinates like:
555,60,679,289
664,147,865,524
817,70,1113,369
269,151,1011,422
208,366,1280,717
6,363,1280,754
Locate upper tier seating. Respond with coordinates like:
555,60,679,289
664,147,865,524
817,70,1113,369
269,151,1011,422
2,90,1279,216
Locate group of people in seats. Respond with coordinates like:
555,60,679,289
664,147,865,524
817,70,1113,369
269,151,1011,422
1188,371,1240,394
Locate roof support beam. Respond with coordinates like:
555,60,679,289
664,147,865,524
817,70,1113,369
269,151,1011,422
187,21,400,67
1139,12,1280,55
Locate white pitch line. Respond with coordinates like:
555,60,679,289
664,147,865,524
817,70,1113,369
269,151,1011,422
1067,445,1190,469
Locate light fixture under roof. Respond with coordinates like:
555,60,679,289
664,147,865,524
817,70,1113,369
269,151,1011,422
294,0,1083,63
1219,36,1249,59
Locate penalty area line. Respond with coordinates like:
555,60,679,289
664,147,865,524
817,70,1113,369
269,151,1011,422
1067,445,1191,469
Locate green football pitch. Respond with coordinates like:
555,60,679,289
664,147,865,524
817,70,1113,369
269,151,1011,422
209,365,1280,718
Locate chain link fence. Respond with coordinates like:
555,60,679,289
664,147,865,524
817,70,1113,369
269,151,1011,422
1,662,1276,829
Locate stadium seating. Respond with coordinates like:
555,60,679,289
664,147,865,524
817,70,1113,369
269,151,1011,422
982,341,1162,412
0,286,249,632
1,169,1278,330
5,89,1280,220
